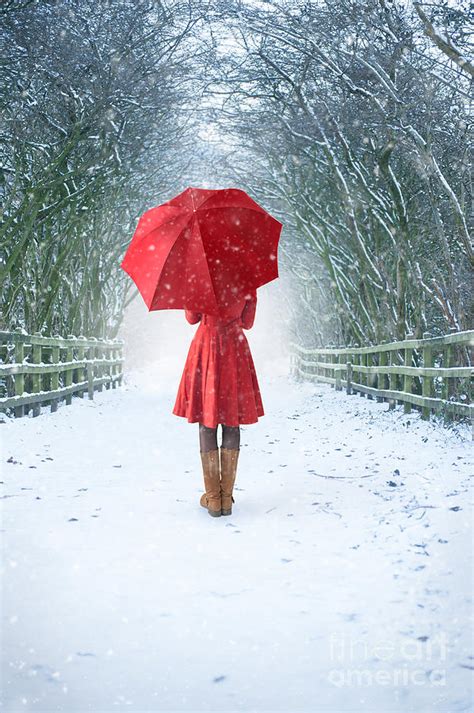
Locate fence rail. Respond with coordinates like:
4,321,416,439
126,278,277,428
0,329,124,418
289,330,474,436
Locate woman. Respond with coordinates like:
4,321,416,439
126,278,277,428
172,289,264,518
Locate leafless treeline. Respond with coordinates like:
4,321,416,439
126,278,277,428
1,0,472,346
1,0,208,337
204,0,473,345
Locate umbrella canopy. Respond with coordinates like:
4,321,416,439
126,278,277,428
120,186,283,314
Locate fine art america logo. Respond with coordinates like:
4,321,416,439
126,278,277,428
328,632,447,687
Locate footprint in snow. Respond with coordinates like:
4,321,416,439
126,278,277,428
339,612,358,622
27,664,61,683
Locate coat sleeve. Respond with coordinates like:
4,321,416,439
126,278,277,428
185,310,202,324
241,290,257,330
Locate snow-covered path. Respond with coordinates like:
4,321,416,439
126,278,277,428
2,357,472,713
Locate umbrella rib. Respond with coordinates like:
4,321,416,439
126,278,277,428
190,213,219,312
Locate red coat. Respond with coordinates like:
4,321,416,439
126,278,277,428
172,290,264,428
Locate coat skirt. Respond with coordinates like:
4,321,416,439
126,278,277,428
172,300,264,428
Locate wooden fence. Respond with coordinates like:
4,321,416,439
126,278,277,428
289,330,474,435
0,329,124,418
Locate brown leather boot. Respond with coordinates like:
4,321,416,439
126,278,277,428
199,448,222,517
220,447,240,516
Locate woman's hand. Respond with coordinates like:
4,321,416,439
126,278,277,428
185,310,202,324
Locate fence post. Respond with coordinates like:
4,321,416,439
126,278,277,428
105,342,111,390
328,348,333,383
13,328,25,418
111,343,117,389
31,332,42,417
388,349,396,410
441,343,451,403
378,348,387,402
50,336,61,413
335,352,342,391
96,338,103,392
404,333,415,414
367,351,374,400
442,327,457,404
77,336,86,398
375,349,381,402
346,361,353,395
422,332,433,420
87,339,96,400
360,351,366,396
317,348,323,382
352,345,365,396
65,336,74,405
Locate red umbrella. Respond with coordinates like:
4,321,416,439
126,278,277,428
120,186,283,314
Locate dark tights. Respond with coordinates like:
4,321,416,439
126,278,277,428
199,423,240,452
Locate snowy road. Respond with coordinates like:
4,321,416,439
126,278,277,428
1,356,473,713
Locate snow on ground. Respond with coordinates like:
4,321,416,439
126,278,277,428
1,355,473,713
